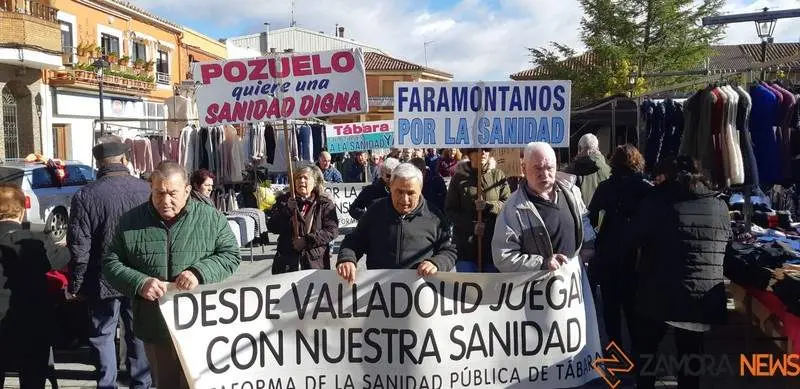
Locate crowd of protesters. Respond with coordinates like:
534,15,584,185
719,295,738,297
0,133,731,389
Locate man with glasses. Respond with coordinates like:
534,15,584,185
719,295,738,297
348,157,400,221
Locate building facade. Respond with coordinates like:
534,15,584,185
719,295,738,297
224,26,452,124
1,0,225,164
0,0,62,160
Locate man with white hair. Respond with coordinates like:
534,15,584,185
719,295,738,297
564,133,610,205
492,142,595,272
337,163,457,282
348,157,401,220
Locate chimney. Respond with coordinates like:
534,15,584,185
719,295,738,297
260,22,271,55
338,26,345,38
335,23,339,36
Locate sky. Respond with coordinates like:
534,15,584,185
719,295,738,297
131,0,800,81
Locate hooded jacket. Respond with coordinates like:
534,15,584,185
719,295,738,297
564,154,611,205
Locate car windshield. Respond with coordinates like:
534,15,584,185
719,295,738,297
0,167,25,187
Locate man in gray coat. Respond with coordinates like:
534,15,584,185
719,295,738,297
492,142,595,271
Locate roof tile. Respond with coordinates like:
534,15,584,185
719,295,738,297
364,52,452,78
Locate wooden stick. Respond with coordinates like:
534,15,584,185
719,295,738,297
476,156,484,272
284,121,299,239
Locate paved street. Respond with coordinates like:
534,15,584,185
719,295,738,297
1,233,797,388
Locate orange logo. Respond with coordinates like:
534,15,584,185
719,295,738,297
592,341,635,388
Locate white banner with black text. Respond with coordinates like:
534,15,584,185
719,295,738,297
160,259,602,389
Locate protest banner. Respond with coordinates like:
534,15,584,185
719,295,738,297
393,81,571,148
195,49,369,126
494,148,523,177
323,183,368,228
159,259,603,389
325,120,394,153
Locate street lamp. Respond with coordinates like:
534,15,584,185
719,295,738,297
755,8,777,79
92,56,109,143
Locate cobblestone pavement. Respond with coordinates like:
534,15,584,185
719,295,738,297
1,233,796,388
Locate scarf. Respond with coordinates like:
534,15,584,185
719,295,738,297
191,190,215,207
97,163,130,178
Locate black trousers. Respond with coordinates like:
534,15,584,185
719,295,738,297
635,317,704,389
599,275,637,348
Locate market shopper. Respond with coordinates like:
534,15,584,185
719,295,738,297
344,151,368,183
446,148,510,272
348,157,401,220
337,163,457,282
0,183,69,389
564,133,611,205
628,155,731,389
103,162,241,389
437,148,461,178
409,157,447,212
492,142,594,272
268,164,339,274
317,151,343,183
587,144,652,348
67,141,152,388
190,169,216,207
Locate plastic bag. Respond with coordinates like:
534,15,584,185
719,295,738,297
255,183,276,211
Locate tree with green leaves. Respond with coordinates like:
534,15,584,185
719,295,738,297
528,0,725,103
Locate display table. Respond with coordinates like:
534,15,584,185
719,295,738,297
729,282,799,354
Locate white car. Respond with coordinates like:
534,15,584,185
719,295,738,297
0,160,95,242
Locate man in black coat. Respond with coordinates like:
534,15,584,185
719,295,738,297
348,157,400,220
336,163,456,282
67,141,152,388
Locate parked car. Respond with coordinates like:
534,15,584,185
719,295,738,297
0,160,95,242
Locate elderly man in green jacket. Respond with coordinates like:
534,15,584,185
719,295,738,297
103,161,240,389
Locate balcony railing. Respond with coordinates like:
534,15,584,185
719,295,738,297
368,96,394,108
0,0,58,23
156,72,171,85
48,69,156,94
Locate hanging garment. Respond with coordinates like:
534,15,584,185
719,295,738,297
735,85,759,187
297,125,313,162
311,124,325,158
773,84,796,182
722,85,744,186
150,137,163,168
132,138,154,174
179,126,196,173
750,83,781,186
222,125,244,182
661,99,684,161
265,124,276,164
164,95,192,138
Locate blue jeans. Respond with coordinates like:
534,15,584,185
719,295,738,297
89,298,151,389
456,260,499,273
297,125,312,161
